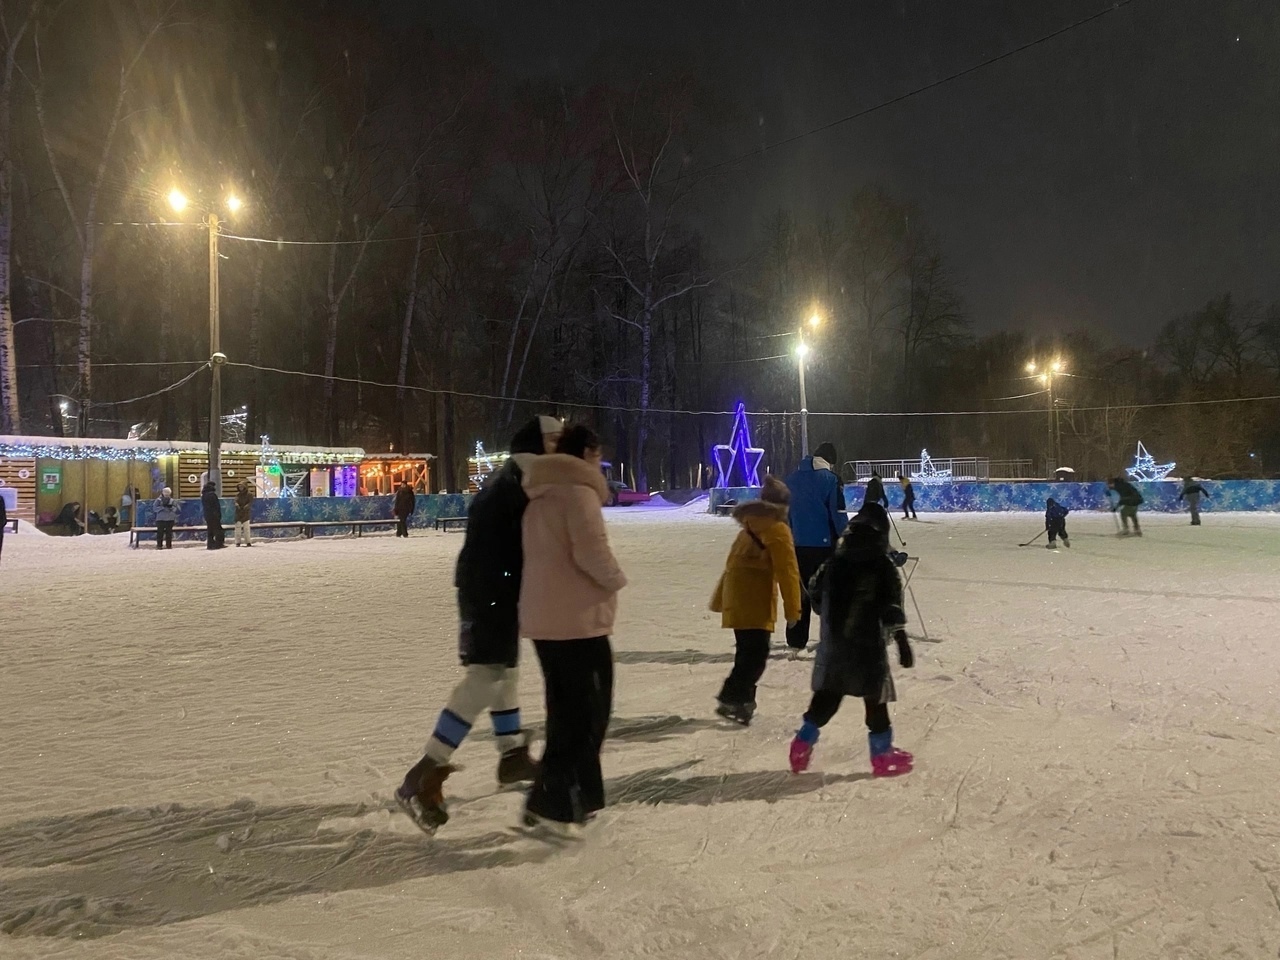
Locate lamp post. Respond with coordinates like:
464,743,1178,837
1026,358,1065,474
168,188,243,496
795,313,821,457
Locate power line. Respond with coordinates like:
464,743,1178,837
220,227,475,247
17,360,209,370
88,364,210,408
691,0,1140,180
228,360,1280,419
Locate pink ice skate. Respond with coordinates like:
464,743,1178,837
788,737,813,774
871,748,913,778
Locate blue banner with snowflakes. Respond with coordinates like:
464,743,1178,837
710,481,1280,515
135,493,472,542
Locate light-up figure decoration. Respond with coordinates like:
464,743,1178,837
471,441,496,490
1126,441,1175,482
910,449,953,485
711,403,765,488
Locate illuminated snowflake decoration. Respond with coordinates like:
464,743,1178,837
1126,441,1176,482
910,449,953,485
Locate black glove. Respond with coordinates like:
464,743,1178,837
894,629,914,669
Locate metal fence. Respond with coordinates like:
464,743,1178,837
847,457,991,482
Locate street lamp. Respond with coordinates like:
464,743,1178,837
1026,357,1066,473
167,186,245,495
795,312,821,455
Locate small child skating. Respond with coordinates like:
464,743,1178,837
710,475,802,725
1045,497,1070,549
788,503,915,778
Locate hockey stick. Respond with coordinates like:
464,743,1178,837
889,513,906,547
899,557,930,642
1018,530,1046,547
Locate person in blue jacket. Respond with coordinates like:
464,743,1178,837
1045,497,1070,549
783,442,847,653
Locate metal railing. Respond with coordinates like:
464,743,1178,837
847,458,991,483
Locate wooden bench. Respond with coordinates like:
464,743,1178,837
309,519,398,538
434,516,467,532
3,517,16,533
713,500,737,517
130,520,311,547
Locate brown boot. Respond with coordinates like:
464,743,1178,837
395,757,454,835
497,743,539,786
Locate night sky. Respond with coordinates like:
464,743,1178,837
421,0,1279,343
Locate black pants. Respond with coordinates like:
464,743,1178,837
1047,519,1067,543
527,636,614,824
786,545,833,649
205,520,224,548
718,629,770,705
903,497,916,520
396,516,410,537
804,690,890,735
157,521,174,549
0,526,4,561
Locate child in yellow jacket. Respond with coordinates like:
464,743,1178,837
710,475,803,724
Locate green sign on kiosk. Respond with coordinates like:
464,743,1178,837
40,465,61,493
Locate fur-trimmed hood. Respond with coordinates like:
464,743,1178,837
522,453,611,505
732,499,788,525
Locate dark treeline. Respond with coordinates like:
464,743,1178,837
0,1,1276,488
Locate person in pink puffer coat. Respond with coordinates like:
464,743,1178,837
518,424,627,832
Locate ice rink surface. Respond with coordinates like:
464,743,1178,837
2,505,1279,958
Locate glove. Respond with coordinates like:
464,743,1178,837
894,629,914,669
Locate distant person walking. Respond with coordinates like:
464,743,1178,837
0,491,7,563
1107,477,1144,537
154,487,179,549
863,471,889,510
784,442,847,655
394,481,416,538
1178,477,1210,526
519,424,627,834
234,479,255,546
898,474,917,520
201,482,226,550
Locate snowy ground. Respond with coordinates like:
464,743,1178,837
3,506,1280,959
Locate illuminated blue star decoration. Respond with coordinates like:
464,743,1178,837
1126,441,1176,482
712,403,764,488
910,448,953,485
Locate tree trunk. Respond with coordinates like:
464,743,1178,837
75,221,95,436
634,290,654,493
0,68,17,432
396,221,426,451
322,237,341,445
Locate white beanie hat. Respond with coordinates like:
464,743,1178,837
539,415,563,435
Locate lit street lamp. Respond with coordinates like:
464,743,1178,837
1026,357,1065,473
795,312,821,455
168,187,244,496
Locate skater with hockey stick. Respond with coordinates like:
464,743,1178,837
1178,476,1210,525
709,476,803,725
788,503,915,778
1107,476,1144,536
395,416,562,835
1045,497,1070,549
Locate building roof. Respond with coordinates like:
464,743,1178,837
0,435,368,465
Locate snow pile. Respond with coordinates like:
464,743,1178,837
2,511,1279,957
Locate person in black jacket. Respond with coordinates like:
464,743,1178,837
200,482,225,549
1178,477,1210,526
1107,476,1144,536
863,471,889,509
393,481,416,537
0,492,7,562
396,414,563,835
788,503,915,778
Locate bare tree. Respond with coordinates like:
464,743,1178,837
30,0,173,434
0,0,40,432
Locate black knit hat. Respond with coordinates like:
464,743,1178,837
814,442,838,465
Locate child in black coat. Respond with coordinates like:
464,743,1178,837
1045,498,1070,549
789,503,915,778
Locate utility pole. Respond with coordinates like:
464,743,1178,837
207,213,224,496
797,341,809,458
